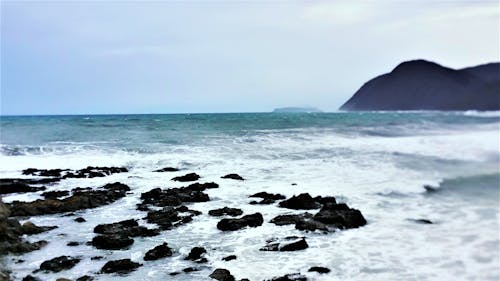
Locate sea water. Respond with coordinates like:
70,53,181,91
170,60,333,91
0,111,499,280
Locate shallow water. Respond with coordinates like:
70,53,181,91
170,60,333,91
1,111,499,280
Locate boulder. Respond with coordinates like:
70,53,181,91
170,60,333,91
260,237,308,252
221,174,244,181
94,219,159,237
270,213,313,226
222,255,237,261
185,247,207,263
39,256,80,272
308,266,331,273
91,234,134,250
74,217,86,223
172,173,200,182
278,193,321,210
139,184,210,209
217,213,264,231
100,259,141,274
21,221,57,235
154,167,179,172
208,207,243,217
313,203,366,229
144,242,173,261
145,206,201,230
209,268,235,281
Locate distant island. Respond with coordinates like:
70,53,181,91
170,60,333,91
272,107,322,113
340,60,500,111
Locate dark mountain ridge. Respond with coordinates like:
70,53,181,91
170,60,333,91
340,60,500,111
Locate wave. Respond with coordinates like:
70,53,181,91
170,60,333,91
463,110,500,118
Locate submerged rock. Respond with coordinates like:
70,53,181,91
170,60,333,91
409,218,433,224
100,259,141,274
75,275,94,281
278,193,321,210
9,182,130,216
222,255,237,261
39,256,80,272
269,273,307,281
208,207,243,217
217,213,264,231
172,173,200,182
154,167,180,172
209,268,235,281
74,217,86,223
221,174,244,181
0,179,46,195
144,242,173,261
308,266,331,274
260,237,308,252
145,206,201,230
249,192,286,200
185,247,207,263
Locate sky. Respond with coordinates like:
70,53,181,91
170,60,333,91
1,0,499,115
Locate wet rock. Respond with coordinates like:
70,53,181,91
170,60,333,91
139,184,210,209
67,241,80,247
74,217,86,223
295,220,329,232
100,259,141,274
23,166,128,179
313,203,366,229
249,198,276,205
90,256,103,260
0,179,46,194
183,267,198,273
172,173,200,182
410,219,433,224
217,213,264,231
249,192,285,200
22,168,68,177
308,266,330,273
22,275,41,281
94,219,159,237
268,273,307,281
222,255,237,261
154,167,180,172
41,190,70,199
278,193,321,210
313,196,337,205
21,221,57,235
9,182,130,216
185,182,219,191
221,174,244,181
76,276,94,281
39,256,80,272
0,200,10,219
260,237,308,252
145,206,201,230
144,242,173,261
209,268,235,281
208,207,243,217
270,213,313,226
185,247,207,263
91,234,134,250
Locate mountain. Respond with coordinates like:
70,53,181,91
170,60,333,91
272,107,322,113
340,60,500,111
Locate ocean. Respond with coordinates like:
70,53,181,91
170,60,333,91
1,111,499,281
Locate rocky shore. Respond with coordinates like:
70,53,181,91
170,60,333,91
0,167,368,281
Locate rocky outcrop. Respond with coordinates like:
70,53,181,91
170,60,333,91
138,183,212,210
38,256,80,272
208,207,243,217
23,166,128,179
185,247,207,263
278,193,321,210
340,60,500,111
217,213,263,231
209,268,235,281
144,242,173,261
91,219,159,250
249,192,285,204
172,173,200,182
145,206,201,230
0,179,46,194
270,213,313,226
260,237,308,252
100,259,141,274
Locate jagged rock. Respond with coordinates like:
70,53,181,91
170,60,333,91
41,190,70,199
260,237,308,252
172,173,200,182
9,182,130,216
313,203,366,229
308,266,330,273
144,242,173,261
249,192,286,200
217,213,263,231
209,268,235,281
21,221,57,235
295,220,329,232
138,184,211,209
208,207,243,217
94,219,159,237
185,247,207,263
0,179,46,194
221,174,244,181
23,166,128,179
22,275,41,281
39,256,80,272
278,193,321,210
268,273,307,281
222,255,237,261
270,213,313,226
145,206,201,230
91,234,134,250
154,167,180,172
76,276,94,281
100,259,141,274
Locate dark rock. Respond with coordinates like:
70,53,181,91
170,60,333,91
9,182,130,216
76,275,94,281
41,190,70,199
313,203,366,229
313,196,337,205
91,234,134,250
90,256,103,260
260,237,308,252
249,192,285,200
144,242,173,261
209,268,235,281
185,247,207,262
424,185,439,193
22,275,41,281
39,256,80,272
208,207,243,217
74,217,86,223
23,166,128,179
340,60,500,111
217,213,264,231
278,193,321,210
410,219,433,224
100,259,141,274
139,184,210,209
145,206,201,230
270,213,313,226
221,174,244,181
222,255,236,261
67,241,80,247
172,173,200,182
170,272,181,276
154,167,179,172
183,267,198,273
295,220,329,232
94,219,159,237
249,198,276,205
186,182,219,191
21,221,57,235
308,266,330,273
0,179,46,194
268,273,307,281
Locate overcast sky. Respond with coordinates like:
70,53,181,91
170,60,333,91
1,0,499,115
